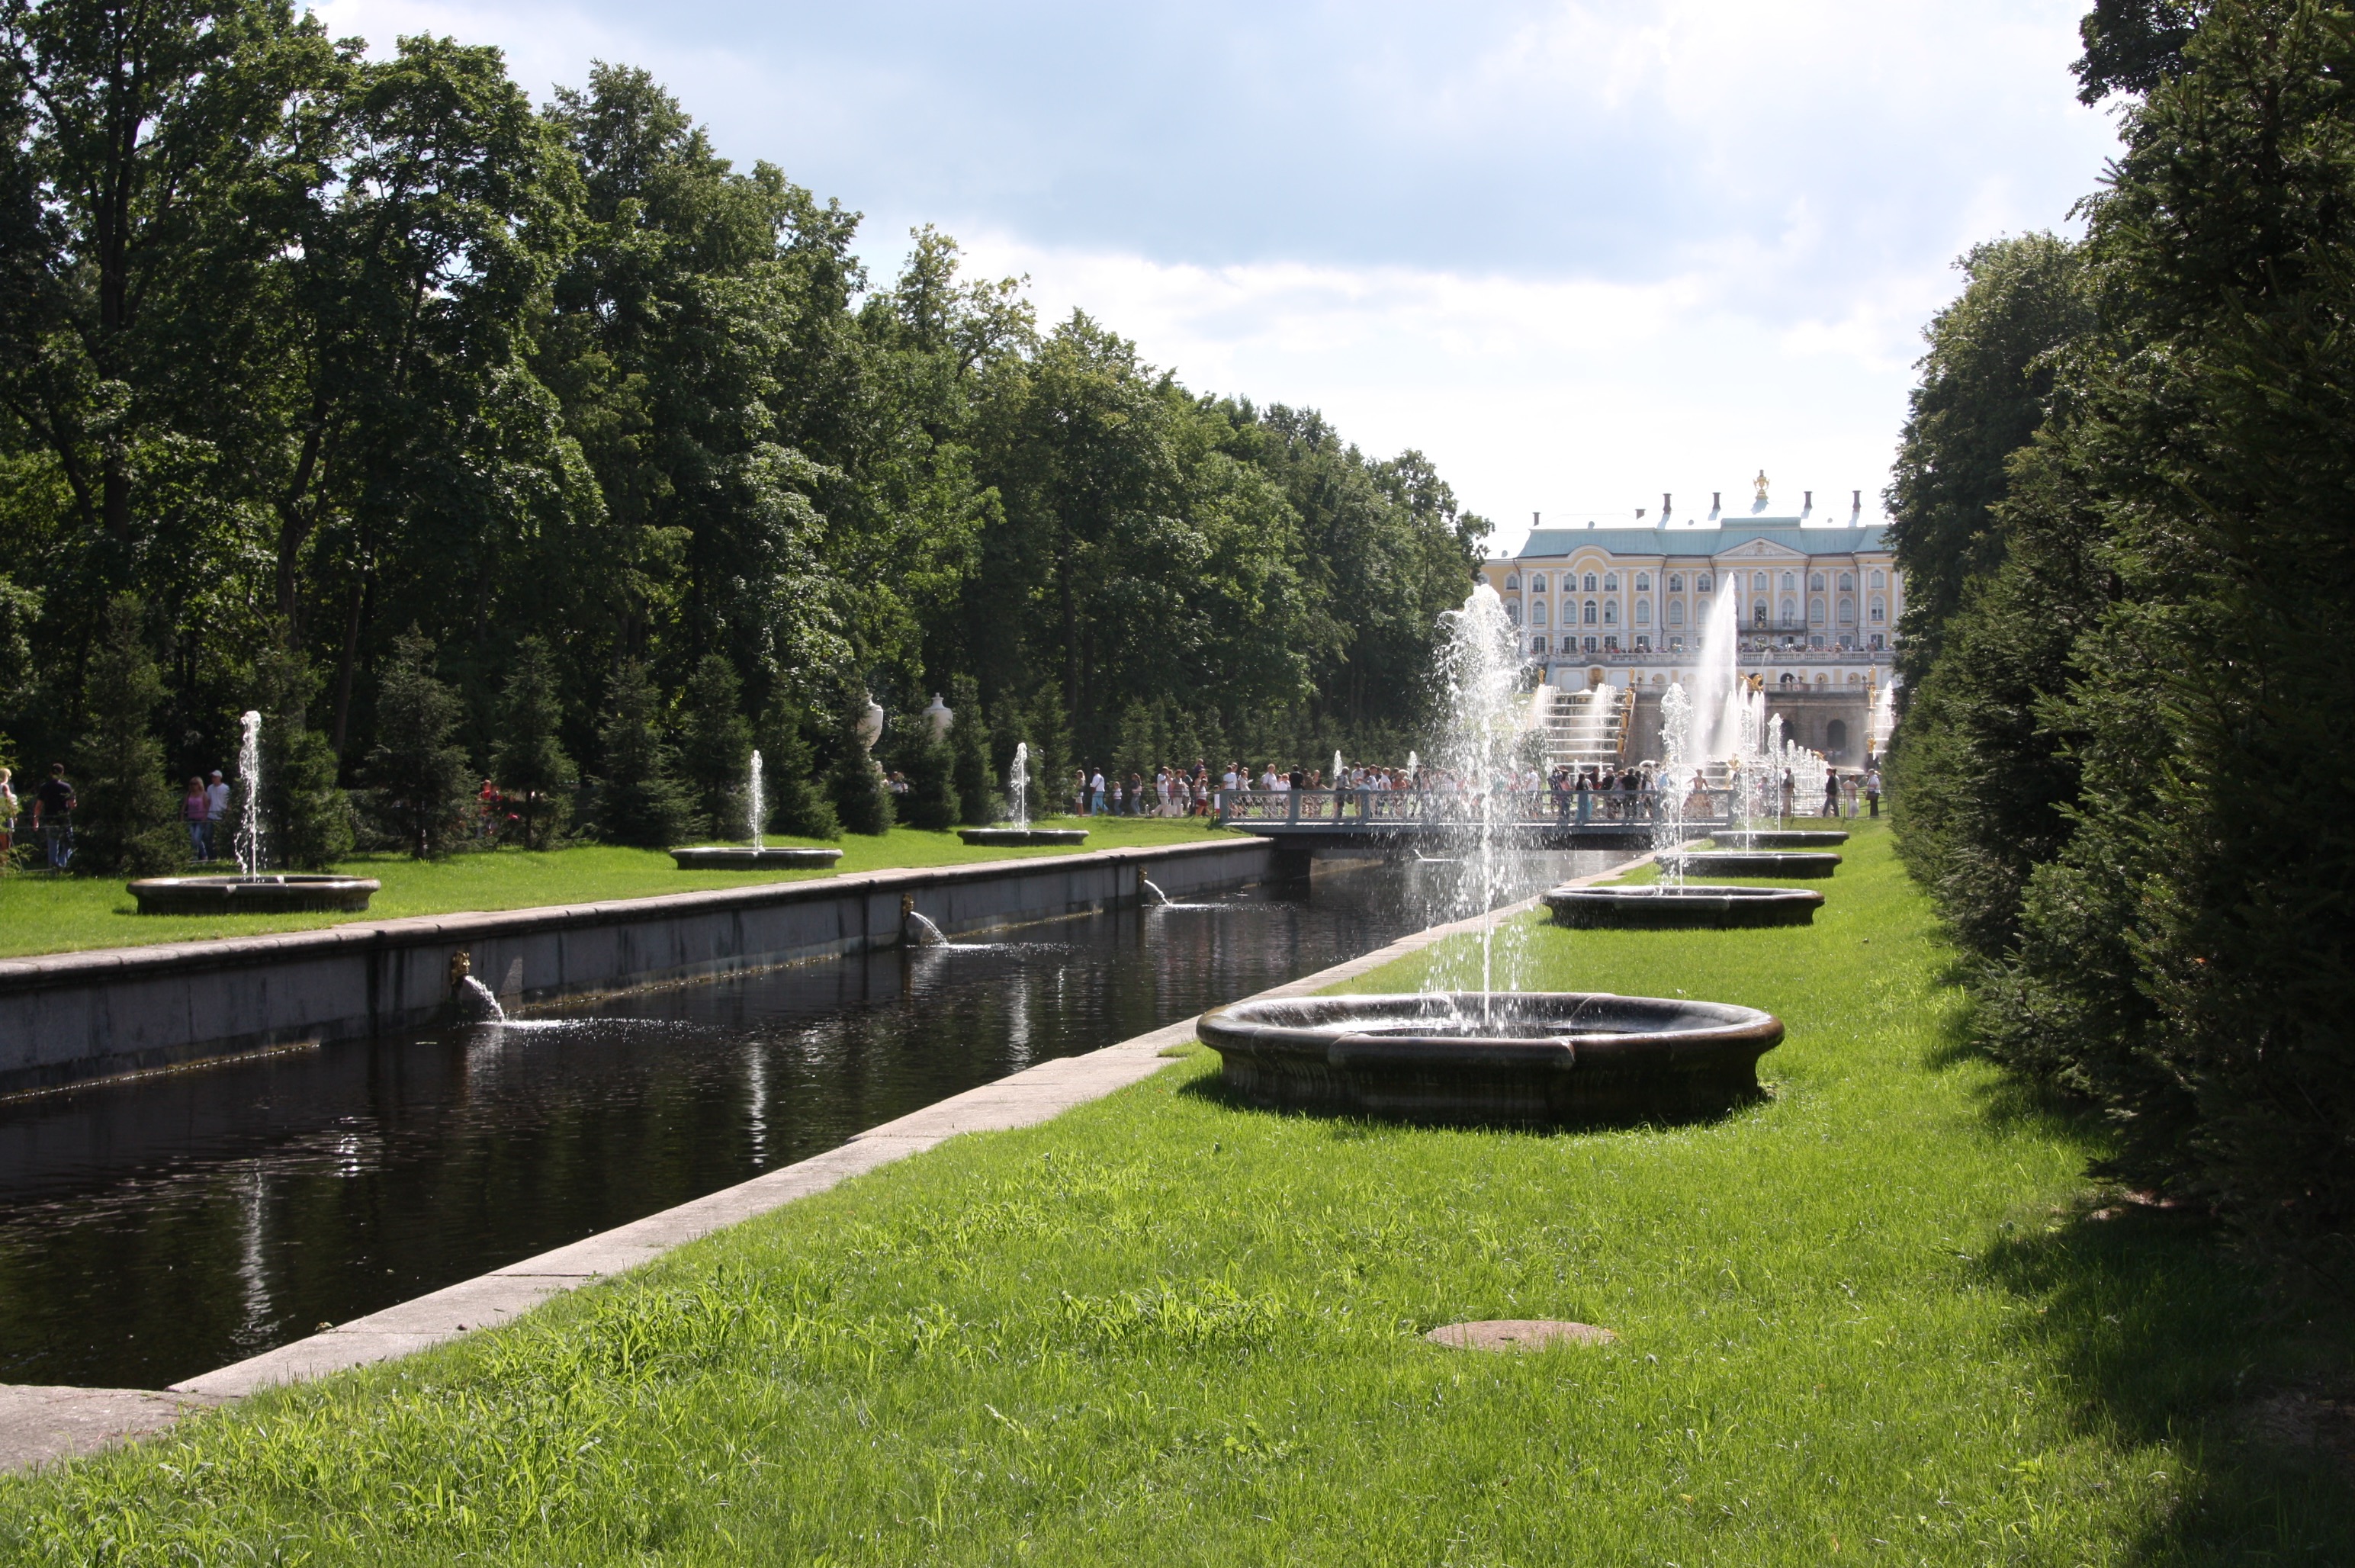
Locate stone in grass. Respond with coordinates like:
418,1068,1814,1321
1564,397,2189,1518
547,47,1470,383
1425,1319,1617,1351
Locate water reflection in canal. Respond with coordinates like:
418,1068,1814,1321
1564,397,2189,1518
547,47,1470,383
0,851,1621,1388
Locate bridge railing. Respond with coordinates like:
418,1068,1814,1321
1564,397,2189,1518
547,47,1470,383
1215,789,1740,828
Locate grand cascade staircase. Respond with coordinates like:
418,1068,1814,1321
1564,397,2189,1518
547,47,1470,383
1534,683,1634,772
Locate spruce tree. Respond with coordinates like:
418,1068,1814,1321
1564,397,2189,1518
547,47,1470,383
71,595,180,874
825,688,893,836
949,676,996,825
678,654,752,839
368,631,473,859
894,711,958,832
596,660,690,847
755,696,839,840
250,644,354,870
490,638,575,850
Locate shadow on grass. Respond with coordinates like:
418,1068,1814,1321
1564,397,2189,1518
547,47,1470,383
1979,1204,2355,1563
1173,1071,1765,1136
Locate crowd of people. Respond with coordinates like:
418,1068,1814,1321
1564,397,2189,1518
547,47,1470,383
1060,755,1887,822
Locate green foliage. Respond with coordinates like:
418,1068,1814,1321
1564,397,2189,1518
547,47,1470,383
824,690,892,837
891,712,958,832
250,644,355,870
677,654,752,838
1894,0,2355,1255
595,660,690,848
2074,0,2201,102
489,638,576,850
365,631,473,860
947,676,996,825
754,698,839,840
1884,233,2090,689
69,596,179,875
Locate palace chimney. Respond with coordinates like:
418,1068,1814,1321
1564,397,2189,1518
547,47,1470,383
1662,492,1672,522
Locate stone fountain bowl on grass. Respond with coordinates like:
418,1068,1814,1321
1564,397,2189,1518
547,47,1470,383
127,874,381,915
1541,882,1824,929
1704,828,1849,849
1660,848,1842,879
957,827,1088,846
669,847,843,870
1197,991,1782,1125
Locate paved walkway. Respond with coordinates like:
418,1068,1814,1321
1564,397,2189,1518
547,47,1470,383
2,855,1640,1469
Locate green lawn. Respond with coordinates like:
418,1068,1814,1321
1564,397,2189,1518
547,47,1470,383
5,821,2350,1563
0,817,1225,959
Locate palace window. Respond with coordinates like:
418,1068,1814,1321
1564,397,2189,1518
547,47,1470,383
1582,572,1598,591
1809,572,1825,591
1506,602,1521,625
1530,600,1547,625
1634,573,1650,590
1602,601,1618,626
1668,600,1685,626
1528,574,1547,593
1869,569,1884,589
1635,635,1651,651
1782,571,1797,591
1808,596,1824,624
1753,603,1768,627
1752,572,1768,592
1503,572,1519,590
1696,573,1712,592
1582,600,1598,625
1869,632,1885,650
1666,574,1684,593
1603,573,1619,591
1583,635,1598,652
1810,634,1826,649
1838,572,1853,591
1604,635,1619,651
1868,597,1885,624
1781,596,1797,623
1635,599,1651,625
1530,635,1547,654
1838,597,1854,624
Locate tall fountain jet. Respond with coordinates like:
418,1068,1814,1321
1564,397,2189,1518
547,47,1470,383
1690,590,1742,766
747,750,764,850
1427,583,1523,1023
233,710,264,876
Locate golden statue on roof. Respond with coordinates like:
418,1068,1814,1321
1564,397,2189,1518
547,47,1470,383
1753,469,1770,503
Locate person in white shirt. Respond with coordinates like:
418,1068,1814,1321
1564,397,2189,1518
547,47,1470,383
205,770,232,834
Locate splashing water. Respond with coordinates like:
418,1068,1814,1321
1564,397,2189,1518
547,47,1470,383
1656,681,1694,888
1423,583,1524,1024
1332,749,1344,789
1009,741,1030,830
747,750,764,850
904,909,950,947
234,710,264,876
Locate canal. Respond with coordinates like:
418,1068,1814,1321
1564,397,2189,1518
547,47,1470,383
0,851,1621,1389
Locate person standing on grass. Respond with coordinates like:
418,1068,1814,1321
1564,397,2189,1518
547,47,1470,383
205,770,231,843
1823,766,1842,820
1088,767,1106,817
33,763,73,870
183,776,211,860
0,766,15,863
1864,765,1883,819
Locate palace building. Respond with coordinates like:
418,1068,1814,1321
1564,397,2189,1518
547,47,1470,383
1480,484,1904,766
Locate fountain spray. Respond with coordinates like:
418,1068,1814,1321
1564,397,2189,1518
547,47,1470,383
234,710,264,877
1428,583,1521,1024
747,750,764,850
1009,741,1031,831
1657,680,1693,889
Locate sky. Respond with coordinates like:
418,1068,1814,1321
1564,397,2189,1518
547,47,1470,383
314,0,2125,554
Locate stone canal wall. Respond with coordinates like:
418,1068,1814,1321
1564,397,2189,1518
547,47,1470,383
0,838,1271,1096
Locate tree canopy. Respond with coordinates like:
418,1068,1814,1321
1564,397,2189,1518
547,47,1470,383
0,25,1488,828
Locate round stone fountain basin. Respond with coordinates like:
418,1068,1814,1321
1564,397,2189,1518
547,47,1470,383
1197,991,1782,1124
669,847,843,870
958,827,1088,846
1541,883,1823,929
127,875,380,915
1705,829,1849,849
1660,849,1841,879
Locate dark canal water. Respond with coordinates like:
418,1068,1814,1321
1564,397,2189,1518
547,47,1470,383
0,852,1621,1389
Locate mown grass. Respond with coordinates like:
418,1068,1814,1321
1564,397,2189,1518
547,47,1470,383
0,816,1221,959
4,821,2349,1564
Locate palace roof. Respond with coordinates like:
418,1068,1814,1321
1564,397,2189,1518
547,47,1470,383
1505,522,1889,561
